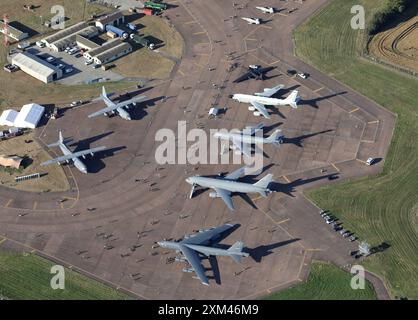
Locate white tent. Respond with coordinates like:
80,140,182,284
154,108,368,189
0,109,19,127
14,104,45,129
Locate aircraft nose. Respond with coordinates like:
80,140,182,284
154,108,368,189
228,94,234,99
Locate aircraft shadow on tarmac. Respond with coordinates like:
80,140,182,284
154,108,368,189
299,91,347,109
244,238,301,263
67,131,126,173
281,129,334,148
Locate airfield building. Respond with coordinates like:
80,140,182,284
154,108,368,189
42,22,99,52
0,19,29,41
0,103,45,129
11,52,63,83
76,35,100,51
95,11,125,31
83,38,132,64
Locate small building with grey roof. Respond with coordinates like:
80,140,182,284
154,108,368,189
95,11,125,31
0,19,29,41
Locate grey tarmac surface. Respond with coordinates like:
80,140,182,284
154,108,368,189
0,0,395,299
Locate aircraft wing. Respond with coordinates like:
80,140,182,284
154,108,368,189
244,123,264,135
250,101,270,119
214,187,234,211
88,105,119,118
233,71,251,83
115,95,146,109
180,245,209,285
224,166,247,180
232,138,252,158
255,84,284,97
41,146,107,166
182,224,235,245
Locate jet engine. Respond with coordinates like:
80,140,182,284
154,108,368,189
248,106,256,111
209,192,220,198
253,111,261,116
182,268,194,273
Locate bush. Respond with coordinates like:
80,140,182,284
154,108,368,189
369,0,413,34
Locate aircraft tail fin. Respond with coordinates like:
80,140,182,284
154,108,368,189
266,129,283,143
284,90,300,108
253,174,273,194
47,131,65,148
227,241,248,263
101,86,107,98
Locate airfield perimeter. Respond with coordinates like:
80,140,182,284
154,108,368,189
0,0,395,299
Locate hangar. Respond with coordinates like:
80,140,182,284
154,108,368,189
76,35,100,51
93,42,132,65
0,103,45,129
11,52,63,83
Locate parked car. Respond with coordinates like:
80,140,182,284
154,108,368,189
366,157,376,166
70,100,83,107
36,41,46,48
46,56,55,63
339,229,347,235
75,53,83,58
93,64,101,69
65,47,72,52
57,63,65,70
326,218,335,224
64,68,74,74
297,73,309,79
85,59,93,65
349,235,357,242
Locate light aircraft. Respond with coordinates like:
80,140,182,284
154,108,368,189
231,84,300,118
241,17,261,25
88,86,146,120
186,166,273,211
158,223,249,286
256,6,274,14
41,131,107,174
213,123,284,157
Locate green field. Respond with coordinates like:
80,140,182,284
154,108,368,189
0,252,133,300
295,0,418,299
264,261,377,300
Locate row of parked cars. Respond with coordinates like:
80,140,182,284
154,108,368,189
64,46,102,69
319,210,357,242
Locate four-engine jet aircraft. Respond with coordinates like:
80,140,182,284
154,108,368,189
158,223,249,286
233,65,275,83
214,124,284,157
88,86,147,120
186,166,273,211
41,131,107,174
256,6,274,14
231,84,300,118
242,17,261,25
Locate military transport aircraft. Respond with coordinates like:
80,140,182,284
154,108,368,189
88,86,147,120
186,166,273,211
233,65,275,83
158,223,249,286
41,131,107,174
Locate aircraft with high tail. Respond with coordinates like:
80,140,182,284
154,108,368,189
231,84,300,118
256,6,274,14
242,17,261,25
158,223,249,286
186,166,273,211
213,124,284,157
88,86,147,120
41,131,107,174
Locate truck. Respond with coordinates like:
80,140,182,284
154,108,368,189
130,34,155,50
144,1,167,11
105,25,129,39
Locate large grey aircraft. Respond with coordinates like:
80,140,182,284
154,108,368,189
213,123,284,157
158,223,249,286
88,86,147,120
186,166,273,211
41,131,107,174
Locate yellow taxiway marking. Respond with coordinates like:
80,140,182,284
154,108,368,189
193,31,206,35
331,163,340,172
269,60,280,65
0,238,6,246
5,199,13,208
277,218,290,224
184,20,197,25
282,175,291,183
251,195,263,202
193,62,205,68
60,202,65,210
277,13,289,17
305,248,323,252
178,69,185,76
356,158,367,164
361,140,375,143
368,120,379,124
31,249,36,253
246,38,257,41
195,53,209,56
261,25,273,29
196,42,210,46
33,202,38,210
349,107,359,113
313,87,324,93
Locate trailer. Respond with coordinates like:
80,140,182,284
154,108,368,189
105,25,129,39
144,1,167,11
130,34,155,50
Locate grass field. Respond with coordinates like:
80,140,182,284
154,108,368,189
295,0,418,299
0,251,132,300
264,261,377,300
